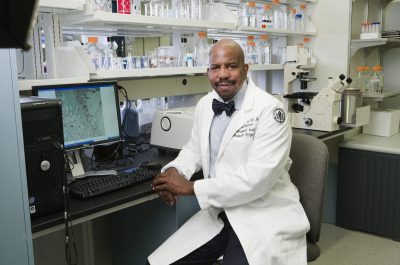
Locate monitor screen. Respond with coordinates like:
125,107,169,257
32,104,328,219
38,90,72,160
32,82,122,150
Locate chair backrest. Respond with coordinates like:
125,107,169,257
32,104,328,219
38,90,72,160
289,133,329,244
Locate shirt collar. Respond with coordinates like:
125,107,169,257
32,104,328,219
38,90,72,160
212,79,248,111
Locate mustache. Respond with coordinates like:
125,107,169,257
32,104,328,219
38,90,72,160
216,80,235,86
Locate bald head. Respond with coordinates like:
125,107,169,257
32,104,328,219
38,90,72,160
209,39,245,66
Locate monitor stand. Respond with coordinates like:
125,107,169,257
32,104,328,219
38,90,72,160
67,150,85,179
67,150,117,180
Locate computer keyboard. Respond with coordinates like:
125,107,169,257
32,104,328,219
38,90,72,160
68,167,160,199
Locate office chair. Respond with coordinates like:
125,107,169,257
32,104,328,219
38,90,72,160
289,133,329,262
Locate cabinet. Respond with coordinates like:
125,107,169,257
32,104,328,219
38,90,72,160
337,135,400,241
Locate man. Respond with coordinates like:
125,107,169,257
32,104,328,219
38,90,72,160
148,39,309,265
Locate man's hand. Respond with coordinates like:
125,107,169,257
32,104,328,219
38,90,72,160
157,190,177,207
152,168,195,196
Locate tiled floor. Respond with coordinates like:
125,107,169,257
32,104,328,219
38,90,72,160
309,223,400,265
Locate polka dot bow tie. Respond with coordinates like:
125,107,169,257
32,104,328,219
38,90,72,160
212,99,236,116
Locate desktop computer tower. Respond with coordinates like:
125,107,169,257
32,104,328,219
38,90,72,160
20,96,65,219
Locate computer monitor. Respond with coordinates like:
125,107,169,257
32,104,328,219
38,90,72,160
32,81,122,178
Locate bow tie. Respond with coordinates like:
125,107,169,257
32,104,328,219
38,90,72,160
212,99,235,116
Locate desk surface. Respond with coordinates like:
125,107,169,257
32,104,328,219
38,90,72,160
340,133,400,154
293,127,351,141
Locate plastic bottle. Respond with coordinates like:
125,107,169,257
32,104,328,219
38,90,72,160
363,66,373,94
124,40,134,69
271,0,286,30
194,31,209,66
261,4,273,29
371,65,384,94
120,100,140,138
287,8,296,31
356,66,366,93
86,37,101,70
303,37,312,59
243,36,254,54
130,0,141,15
258,35,271,64
190,0,203,20
241,1,257,27
237,0,248,26
177,37,192,67
296,4,308,31
245,41,258,65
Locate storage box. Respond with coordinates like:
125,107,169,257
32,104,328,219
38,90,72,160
363,109,400,137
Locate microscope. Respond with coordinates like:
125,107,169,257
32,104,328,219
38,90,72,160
282,47,352,131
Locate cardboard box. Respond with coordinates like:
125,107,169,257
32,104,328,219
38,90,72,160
363,109,400,137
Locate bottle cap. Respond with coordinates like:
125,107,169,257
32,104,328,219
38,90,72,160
249,41,256,46
364,66,370,71
247,35,254,41
198,31,207,37
272,0,279,5
300,4,306,9
260,35,269,41
88,37,98,43
356,66,364,71
248,1,256,7
263,4,271,10
372,65,382,71
304,37,310,43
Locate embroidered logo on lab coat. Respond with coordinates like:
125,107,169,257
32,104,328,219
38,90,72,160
234,117,259,138
273,107,286,124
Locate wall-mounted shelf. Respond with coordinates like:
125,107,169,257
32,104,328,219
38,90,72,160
18,77,90,91
90,64,284,80
363,89,400,101
38,0,85,13
60,10,317,38
236,26,317,37
18,65,284,88
350,38,400,57
61,12,236,36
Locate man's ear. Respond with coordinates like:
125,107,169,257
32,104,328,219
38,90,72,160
243,63,249,73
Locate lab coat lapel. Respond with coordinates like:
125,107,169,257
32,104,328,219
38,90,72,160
200,99,214,178
217,83,255,158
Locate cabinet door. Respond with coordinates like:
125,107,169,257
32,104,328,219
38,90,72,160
337,147,400,240
0,49,34,265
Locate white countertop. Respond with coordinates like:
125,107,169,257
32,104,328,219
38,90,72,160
340,133,400,155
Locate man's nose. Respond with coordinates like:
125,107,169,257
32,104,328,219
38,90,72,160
218,67,229,79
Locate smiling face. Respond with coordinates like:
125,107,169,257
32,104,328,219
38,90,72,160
207,39,249,101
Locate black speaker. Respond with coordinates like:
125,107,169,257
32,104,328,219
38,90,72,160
20,96,65,218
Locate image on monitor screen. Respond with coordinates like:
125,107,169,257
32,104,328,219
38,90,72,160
32,82,122,150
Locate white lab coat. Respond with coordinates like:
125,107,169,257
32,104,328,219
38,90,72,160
148,79,310,265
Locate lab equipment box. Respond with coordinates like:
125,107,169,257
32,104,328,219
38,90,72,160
363,109,400,137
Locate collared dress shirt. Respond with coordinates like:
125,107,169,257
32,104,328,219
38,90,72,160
209,80,248,179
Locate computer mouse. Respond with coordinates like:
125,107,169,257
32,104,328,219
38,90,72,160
140,161,163,170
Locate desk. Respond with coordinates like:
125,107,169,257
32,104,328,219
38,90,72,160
32,148,179,237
